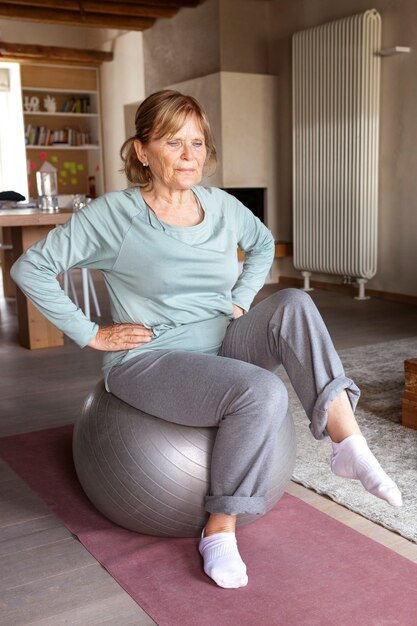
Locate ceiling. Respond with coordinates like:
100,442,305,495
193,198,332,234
0,0,204,31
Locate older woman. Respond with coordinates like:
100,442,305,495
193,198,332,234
11,90,401,589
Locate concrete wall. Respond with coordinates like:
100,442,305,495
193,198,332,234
219,0,269,73
142,0,271,94
142,1,221,95
270,0,417,296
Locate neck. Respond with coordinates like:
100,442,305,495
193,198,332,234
141,183,203,227
142,183,195,211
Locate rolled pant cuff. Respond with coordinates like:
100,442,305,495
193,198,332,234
205,495,266,516
310,376,361,440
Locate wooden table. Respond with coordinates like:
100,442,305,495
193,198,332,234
0,208,72,349
403,358,417,429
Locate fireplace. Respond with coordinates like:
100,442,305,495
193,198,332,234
222,187,265,224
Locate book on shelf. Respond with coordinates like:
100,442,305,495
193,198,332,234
25,123,32,145
25,124,52,146
61,96,91,114
25,123,95,147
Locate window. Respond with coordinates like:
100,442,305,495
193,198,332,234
0,62,28,200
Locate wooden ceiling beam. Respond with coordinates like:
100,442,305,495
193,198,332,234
0,0,179,19
115,0,202,6
0,41,114,65
0,4,156,30
8,0,203,6
0,0,203,8
97,0,202,6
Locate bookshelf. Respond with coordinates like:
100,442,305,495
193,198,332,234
20,64,104,198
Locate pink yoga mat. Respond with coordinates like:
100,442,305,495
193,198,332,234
1,426,416,626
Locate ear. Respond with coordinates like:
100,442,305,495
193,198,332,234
133,139,147,165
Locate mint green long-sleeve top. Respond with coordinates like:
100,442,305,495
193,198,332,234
11,186,275,386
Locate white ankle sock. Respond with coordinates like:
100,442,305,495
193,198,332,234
331,434,402,507
199,531,248,589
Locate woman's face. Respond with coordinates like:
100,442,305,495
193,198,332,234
135,114,207,192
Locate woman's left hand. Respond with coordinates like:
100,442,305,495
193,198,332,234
232,304,245,319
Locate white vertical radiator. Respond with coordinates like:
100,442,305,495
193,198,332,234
292,10,381,299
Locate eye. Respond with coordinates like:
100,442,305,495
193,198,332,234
192,141,204,148
167,140,180,147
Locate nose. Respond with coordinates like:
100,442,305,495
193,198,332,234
181,143,194,160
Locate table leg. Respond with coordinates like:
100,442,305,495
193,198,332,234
0,227,16,298
81,267,91,320
402,358,417,429
11,224,64,349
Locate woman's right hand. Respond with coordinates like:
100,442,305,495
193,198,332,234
88,323,154,351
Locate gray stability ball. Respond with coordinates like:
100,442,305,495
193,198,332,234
73,382,296,538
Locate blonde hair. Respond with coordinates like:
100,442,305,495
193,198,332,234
120,89,217,185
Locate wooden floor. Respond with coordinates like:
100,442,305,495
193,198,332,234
2,273,417,625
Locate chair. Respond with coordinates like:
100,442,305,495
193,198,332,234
63,268,101,320
57,195,102,320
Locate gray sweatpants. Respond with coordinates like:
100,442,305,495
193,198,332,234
107,288,360,516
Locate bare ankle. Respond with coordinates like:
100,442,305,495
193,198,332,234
330,426,362,444
204,513,237,536
326,390,362,443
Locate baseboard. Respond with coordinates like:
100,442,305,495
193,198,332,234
278,276,417,306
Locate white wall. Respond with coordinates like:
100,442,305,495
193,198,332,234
220,72,278,236
93,30,145,192
83,29,147,193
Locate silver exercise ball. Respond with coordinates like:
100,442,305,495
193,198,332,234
73,382,296,538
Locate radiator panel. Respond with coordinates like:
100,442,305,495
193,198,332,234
292,10,381,280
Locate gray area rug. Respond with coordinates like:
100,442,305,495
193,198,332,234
280,337,417,543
